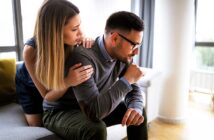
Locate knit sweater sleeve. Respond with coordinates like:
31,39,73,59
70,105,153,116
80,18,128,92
119,65,144,115
75,78,132,121
124,83,144,115
70,47,132,121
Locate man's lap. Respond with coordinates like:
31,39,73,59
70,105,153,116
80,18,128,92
43,109,107,140
42,102,147,140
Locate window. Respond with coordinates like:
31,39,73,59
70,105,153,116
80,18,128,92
0,0,15,46
0,52,16,59
0,0,44,60
196,0,214,42
0,0,132,60
194,0,214,71
190,0,214,94
0,0,16,59
21,0,44,42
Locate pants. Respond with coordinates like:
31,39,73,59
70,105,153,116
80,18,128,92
43,102,148,140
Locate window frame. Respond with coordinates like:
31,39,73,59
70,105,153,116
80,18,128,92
195,0,214,48
0,0,23,60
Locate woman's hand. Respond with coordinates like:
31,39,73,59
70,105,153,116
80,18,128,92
82,37,94,48
65,63,93,87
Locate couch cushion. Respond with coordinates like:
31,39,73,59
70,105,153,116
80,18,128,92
0,103,62,140
0,103,27,127
0,58,16,106
0,127,62,140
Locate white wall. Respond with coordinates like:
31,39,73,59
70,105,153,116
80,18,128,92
20,0,131,42
71,0,131,38
153,0,195,123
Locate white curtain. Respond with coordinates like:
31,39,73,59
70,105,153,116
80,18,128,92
132,0,155,68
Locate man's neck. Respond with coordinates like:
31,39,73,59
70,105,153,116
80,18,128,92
103,35,115,59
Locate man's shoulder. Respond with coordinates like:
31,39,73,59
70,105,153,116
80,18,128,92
73,45,87,53
72,45,100,59
70,46,100,66
71,46,90,58
74,45,94,54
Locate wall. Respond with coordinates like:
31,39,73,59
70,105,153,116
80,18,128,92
71,0,131,38
153,0,195,123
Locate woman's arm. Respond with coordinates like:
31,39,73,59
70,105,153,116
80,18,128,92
23,45,68,101
23,45,93,101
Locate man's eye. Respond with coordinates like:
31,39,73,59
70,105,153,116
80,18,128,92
72,28,78,31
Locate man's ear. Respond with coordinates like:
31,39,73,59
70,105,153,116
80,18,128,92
110,32,118,47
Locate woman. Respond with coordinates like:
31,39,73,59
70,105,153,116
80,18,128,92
16,0,93,126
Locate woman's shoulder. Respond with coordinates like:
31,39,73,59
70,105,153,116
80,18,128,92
25,37,36,48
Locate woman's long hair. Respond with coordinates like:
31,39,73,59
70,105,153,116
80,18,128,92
34,0,79,90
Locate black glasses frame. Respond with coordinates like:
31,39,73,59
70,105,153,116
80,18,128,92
117,33,142,50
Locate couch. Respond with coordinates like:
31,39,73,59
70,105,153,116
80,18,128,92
0,58,160,140
0,59,62,140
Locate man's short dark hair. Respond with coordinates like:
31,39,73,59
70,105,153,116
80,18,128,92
105,11,144,34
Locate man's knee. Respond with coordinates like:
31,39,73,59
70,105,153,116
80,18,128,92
88,121,107,140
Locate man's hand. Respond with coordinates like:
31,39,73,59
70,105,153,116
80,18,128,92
123,64,144,84
121,108,144,126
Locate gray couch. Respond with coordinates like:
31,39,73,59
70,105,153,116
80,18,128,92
0,103,62,140
0,103,128,140
0,61,62,140
0,61,127,140
0,61,160,140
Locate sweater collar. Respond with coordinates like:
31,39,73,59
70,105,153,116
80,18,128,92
98,36,115,62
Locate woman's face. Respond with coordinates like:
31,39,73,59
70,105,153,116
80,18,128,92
63,14,83,47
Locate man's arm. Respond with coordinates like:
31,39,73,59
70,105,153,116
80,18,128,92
70,49,132,121
119,64,145,115
75,78,132,121
124,83,144,115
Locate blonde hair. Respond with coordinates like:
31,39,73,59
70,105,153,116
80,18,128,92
34,0,79,90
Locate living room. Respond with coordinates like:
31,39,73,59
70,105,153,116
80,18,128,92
0,0,213,140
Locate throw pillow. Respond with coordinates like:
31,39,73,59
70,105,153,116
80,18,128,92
0,58,16,106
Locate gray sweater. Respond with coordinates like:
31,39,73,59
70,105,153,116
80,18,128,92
69,36,144,121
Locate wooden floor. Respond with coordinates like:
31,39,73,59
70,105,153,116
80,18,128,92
148,92,214,140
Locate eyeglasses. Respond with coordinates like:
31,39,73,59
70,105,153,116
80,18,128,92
117,33,142,50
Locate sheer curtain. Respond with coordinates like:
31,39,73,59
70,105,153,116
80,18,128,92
132,0,155,68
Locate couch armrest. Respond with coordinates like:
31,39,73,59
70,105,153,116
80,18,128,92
137,67,161,87
137,67,162,123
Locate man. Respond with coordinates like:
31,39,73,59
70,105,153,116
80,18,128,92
70,11,148,140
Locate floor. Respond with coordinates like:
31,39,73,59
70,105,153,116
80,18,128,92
108,92,214,140
148,92,214,140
